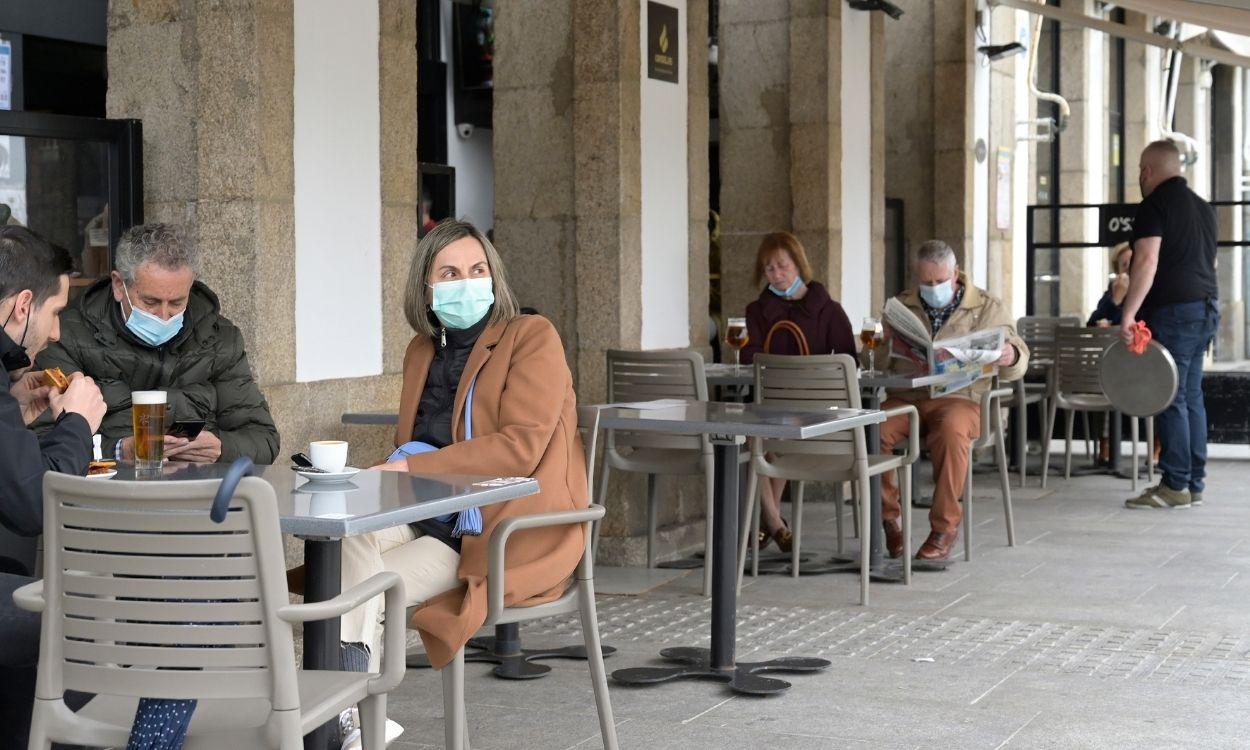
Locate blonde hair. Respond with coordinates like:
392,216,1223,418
752,232,814,287
403,219,521,337
1112,242,1132,267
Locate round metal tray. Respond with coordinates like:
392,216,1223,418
1099,339,1178,417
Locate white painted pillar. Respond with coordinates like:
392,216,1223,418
840,4,873,323
639,0,691,350
294,0,383,382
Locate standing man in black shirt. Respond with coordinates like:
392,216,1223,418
1120,140,1219,510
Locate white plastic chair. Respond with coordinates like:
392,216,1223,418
734,354,920,604
16,471,406,749
440,405,618,750
962,378,1018,561
597,349,715,596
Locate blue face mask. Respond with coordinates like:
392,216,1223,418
768,276,804,299
430,277,495,330
122,283,184,348
919,278,955,309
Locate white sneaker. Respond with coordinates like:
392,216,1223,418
340,709,404,750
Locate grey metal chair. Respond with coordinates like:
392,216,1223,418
1042,327,1151,490
1009,316,1080,487
735,354,920,604
16,472,406,749
440,405,618,750
597,349,715,597
962,378,1018,561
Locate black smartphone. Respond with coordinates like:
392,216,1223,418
167,419,206,440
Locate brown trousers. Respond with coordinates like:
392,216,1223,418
880,397,982,535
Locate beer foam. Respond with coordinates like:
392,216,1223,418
132,391,167,405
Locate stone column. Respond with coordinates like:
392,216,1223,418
788,0,839,291
1055,0,1105,319
717,1,790,318
1121,11,1160,204
107,0,414,467
885,0,936,288
493,0,710,564
932,0,976,268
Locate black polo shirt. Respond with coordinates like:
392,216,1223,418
1131,176,1218,313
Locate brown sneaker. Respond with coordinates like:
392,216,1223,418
883,518,904,558
916,530,958,561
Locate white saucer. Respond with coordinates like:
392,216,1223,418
86,470,117,480
295,467,361,483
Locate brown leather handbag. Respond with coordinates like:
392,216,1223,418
763,320,811,355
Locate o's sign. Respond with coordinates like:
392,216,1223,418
1098,203,1138,246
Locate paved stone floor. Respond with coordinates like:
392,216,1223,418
390,459,1250,749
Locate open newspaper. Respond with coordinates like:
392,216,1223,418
882,297,1004,397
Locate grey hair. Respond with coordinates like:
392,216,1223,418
916,239,957,270
114,223,199,284
404,219,521,337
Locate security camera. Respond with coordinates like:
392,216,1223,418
847,0,904,20
978,42,1026,62
456,122,474,139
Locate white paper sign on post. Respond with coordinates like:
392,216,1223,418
0,39,11,111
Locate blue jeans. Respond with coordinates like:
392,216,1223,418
1147,300,1219,493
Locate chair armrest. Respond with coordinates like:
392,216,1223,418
882,405,920,466
13,579,43,613
277,571,407,693
975,386,1014,448
487,505,605,624
277,571,403,624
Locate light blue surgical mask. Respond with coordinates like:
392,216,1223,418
919,279,955,309
430,277,495,330
768,276,804,298
121,283,184,348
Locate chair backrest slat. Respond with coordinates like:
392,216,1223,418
605,349,708,453
1017,315,1081,363
40,473,296,705
1054,326,1118,395
754,353,861,456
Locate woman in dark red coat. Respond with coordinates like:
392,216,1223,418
740,231,856,550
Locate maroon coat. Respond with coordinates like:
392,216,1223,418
741,281,856,364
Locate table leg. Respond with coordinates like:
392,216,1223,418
611,438,830,695
303,538,342,750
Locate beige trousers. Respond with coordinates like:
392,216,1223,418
339,524,461,670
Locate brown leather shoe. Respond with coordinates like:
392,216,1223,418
882,518,904,559
916,530,958,561
773,527,794,553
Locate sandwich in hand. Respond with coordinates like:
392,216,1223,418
87,460,117,476
42,367,70,393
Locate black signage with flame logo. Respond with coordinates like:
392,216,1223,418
647,2,679,83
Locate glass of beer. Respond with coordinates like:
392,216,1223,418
725,317,749,373
132,391,167,471
860,317,883,374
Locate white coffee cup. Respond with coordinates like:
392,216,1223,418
309,440,349,473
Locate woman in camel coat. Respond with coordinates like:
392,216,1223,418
341,219,587,676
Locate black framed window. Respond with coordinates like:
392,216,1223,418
0,110,142,296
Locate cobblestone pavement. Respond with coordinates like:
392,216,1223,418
387,459,1250,749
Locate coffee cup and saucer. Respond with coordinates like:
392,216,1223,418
292,440,360,483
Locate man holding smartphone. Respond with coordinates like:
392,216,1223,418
34,223,279,465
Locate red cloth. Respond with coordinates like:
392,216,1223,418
740,281,856,364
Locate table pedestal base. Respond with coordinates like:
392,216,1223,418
611,647,830,696
406,622,615,680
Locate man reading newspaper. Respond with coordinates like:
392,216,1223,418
875,240,1029,561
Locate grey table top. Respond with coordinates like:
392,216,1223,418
596,400,884,440
109,462,538,538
